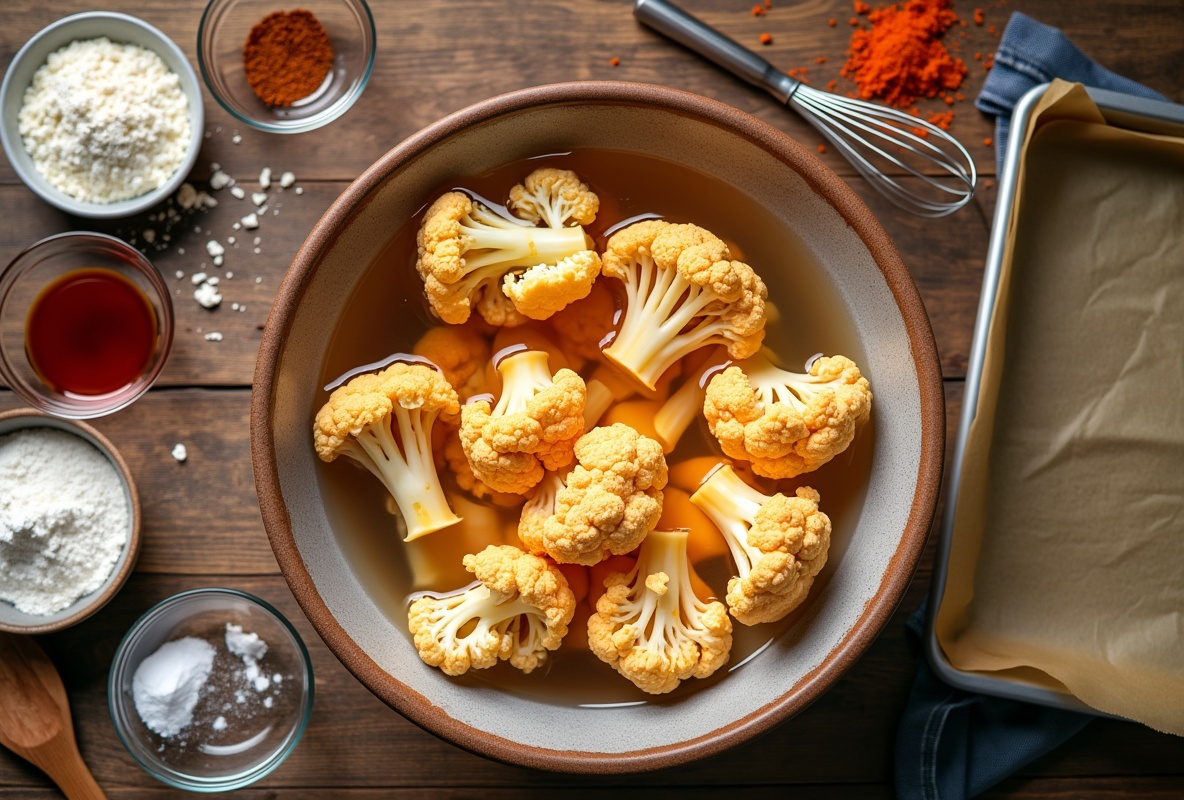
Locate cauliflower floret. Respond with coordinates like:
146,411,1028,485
547,278,617,364
408,545,576,675
413,322,491,399
541,423,668,566
314,363,461,540
415,168,601,326
460,350,586,495
704,350,872,479
440,426,527,508
517,469,567,556
588,528,732,694
600,220,767,390
689,464,831,625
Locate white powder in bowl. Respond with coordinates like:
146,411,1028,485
18,37,191,203
132,637,216,738
0,428,129,616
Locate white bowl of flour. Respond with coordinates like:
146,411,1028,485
0,12,203,218
0,409,141,633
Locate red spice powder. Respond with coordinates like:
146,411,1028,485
928,110,954,129
759,32,774,45
973,7,984,24
849,17,859,26
610,57,620,67
854,1,872,13
242,10,334,108
752,4,767,16
828,18,838,26
818,144,828,153
814,56,828,64
983,137,993,146
841,0,968,109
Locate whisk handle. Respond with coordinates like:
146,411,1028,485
634,0,798,103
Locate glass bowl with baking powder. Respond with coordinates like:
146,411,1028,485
109,588,314,792
0,409,141,634
0,12,204,218
198,0,375,134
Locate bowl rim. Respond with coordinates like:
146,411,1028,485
0,408,142,634
0,11,205,219
106,586,316,792
250,80,944,773
196,0,377,134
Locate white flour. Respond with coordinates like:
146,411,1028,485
132,637,216,738
0,428,129,615
18,37,190,203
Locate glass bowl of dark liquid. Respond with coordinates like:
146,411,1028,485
0,232,174,418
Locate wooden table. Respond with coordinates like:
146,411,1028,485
1,1,1181,797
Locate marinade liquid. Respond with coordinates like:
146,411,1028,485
315,149,873,706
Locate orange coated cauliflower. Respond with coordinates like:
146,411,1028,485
408,545,576,675
588,528,732,694
412,322,491,399
415,168,601,326
541,423,668,566
690,464,831,625
704,350,872,479
459,349,586,495
600,220,767,390
314,363,461,540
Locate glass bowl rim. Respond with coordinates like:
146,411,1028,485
107,587,316,792
196,0,377,134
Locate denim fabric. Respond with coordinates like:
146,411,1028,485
894,600,1093,800
975,12,1168,172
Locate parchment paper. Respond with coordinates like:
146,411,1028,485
934,80,1184,734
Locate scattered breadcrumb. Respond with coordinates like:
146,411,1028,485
241,213,259,229
171,443,188,462
279,171,295,188
259,167,272,189
252,192,267,206
204,331,223,342
230,185,246,199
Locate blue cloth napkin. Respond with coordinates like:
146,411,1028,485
895,19,1173,799
975,11,1169,172
894,600,1092,800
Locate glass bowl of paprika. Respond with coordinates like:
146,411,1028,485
197,0,375,134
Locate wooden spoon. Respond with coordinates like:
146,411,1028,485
0,632,107,799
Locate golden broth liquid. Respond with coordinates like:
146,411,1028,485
315,149,873,706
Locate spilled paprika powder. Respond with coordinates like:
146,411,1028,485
243,10,335,108
841,0,967,109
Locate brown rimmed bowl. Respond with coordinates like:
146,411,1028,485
251,82,944,773
0,408,141,633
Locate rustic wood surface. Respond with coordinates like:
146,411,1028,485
1,0,1182,797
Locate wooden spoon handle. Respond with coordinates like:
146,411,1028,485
40,742,108,800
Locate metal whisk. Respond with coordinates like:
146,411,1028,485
634,0,977,217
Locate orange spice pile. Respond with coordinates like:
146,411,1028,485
840,0,968,109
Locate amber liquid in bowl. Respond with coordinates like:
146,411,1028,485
25,268,157,396
315,149,874,706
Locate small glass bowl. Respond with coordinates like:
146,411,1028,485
198,0,375,134
0,232,174,419
109,589,314,792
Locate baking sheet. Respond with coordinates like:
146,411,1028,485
933,80,1184,734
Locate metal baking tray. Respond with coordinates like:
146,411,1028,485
925,83,1184,713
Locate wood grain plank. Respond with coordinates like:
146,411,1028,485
0,389,274,575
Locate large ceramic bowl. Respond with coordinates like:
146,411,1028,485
251,82,943,772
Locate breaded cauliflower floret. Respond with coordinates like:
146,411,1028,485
588,528,732,694
412,322,491,399
460,350,586,495
600,220,767,390
314,363,461,540
689,464,831,625
415,168,602,326
704,350,872,479
541,423,668,566
408,545,576,675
